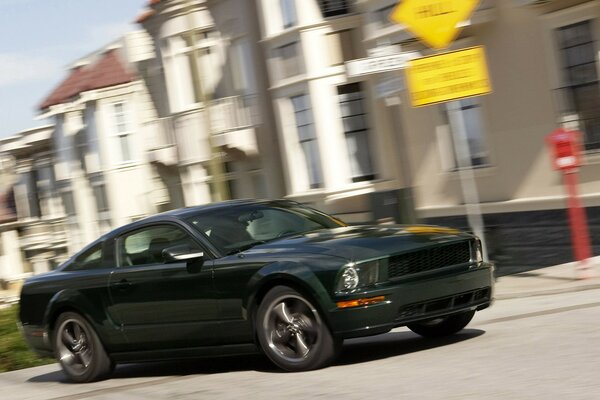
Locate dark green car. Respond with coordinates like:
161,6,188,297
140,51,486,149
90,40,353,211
19,199,493,382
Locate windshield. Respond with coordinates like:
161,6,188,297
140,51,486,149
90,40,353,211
185,201,346,255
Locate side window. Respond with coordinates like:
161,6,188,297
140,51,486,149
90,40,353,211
70,243,105,271
119,225,201,267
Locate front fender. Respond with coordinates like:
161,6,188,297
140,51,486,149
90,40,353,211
243,261,339,327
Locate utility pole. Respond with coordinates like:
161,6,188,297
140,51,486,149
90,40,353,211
184,0,229,201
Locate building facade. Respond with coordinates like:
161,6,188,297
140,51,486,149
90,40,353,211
3,0,600,283
255,0,600,272
137,0,285,205
0,125,69,286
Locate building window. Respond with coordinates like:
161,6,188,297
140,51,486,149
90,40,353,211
280,0,297,29
337,83,375,182
441,99,490,170
230,39,256,94
291,94,324,189
93,183,111,231
327,29,356,66
556,20,600,151
111,102,133,163
272,41,303,80
318,0,351,18
374,2,396,28
167,30,218,110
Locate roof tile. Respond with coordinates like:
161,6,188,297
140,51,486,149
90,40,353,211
39,49,135,110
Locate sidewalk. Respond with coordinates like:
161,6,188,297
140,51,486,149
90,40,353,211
1,257,600,306
494,256,600,299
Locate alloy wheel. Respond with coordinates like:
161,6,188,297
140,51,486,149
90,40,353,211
264,295,320,362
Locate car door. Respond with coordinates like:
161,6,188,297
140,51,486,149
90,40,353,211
107,222,219,350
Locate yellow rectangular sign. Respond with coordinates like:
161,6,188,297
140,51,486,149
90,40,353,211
405,46,491,107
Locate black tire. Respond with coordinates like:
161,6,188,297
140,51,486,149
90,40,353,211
407,310,475,338
256,286,339,372
53,312,114,383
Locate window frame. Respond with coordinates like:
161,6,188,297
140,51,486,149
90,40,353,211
109,101,135,164
163,29,219,111
440,98,491,171
337,82,376,182
291,94,324,189
280,0,297,29
272,41,303,81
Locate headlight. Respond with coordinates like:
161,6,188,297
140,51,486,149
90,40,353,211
473,239,483,263
336,260,381,292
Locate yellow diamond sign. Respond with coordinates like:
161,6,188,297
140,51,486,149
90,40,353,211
390,0,480,50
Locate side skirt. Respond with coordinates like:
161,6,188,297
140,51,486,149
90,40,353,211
110,343,260,363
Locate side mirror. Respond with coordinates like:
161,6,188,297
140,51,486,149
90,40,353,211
163,245,204,264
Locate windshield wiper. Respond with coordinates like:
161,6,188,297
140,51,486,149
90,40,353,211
225,240,268,255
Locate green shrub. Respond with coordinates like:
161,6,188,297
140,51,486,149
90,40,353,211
0,305,53,372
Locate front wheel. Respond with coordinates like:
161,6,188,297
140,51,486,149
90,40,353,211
256,286,340,371
407,310,475,338
53,312,114,382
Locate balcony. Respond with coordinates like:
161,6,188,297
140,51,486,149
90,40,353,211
144,95,259,166
19,218,68,252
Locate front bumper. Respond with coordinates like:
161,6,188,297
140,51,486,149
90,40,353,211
329,262,494,339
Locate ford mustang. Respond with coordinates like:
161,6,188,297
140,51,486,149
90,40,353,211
19,199,493,382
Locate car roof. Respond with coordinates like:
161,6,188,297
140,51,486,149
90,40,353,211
100,199,290,239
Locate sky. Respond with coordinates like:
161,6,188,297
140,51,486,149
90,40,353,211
0,0,147,137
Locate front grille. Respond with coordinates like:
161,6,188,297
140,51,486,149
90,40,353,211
388,241,471,279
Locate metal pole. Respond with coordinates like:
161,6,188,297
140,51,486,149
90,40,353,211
446,100,489,261
184,0,229,201
563,168,592,277
391,99,417,224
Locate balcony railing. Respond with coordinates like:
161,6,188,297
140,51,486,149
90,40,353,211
143,95,259,165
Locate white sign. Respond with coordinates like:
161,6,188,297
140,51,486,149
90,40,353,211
367,45,402,58
345,52,420,77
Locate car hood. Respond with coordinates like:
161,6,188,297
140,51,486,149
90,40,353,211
243,225,474,262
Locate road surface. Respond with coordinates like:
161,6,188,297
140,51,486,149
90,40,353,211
3,289,600,399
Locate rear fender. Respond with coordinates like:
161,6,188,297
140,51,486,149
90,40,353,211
43,289,113,345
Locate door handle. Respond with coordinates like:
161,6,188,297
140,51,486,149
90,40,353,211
113,279,133,291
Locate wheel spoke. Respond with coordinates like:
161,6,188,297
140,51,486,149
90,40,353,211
72,323,83,341
295,333,310,357
62,329,76,347
272,302,294,324
79,348,92,368
270,327,291,345
298,317,317,336
60,352,75,365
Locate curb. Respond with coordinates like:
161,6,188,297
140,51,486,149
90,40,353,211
495,282,600,300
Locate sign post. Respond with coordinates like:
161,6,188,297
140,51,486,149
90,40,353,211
390,0,490,261
546,128,593,279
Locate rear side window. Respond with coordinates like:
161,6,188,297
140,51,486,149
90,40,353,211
67,243,105,271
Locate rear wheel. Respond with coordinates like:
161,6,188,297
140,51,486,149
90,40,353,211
407,310,475,338
256,286,340,371
53,312,113,382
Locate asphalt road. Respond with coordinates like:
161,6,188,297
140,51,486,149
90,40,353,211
3,289,600,400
